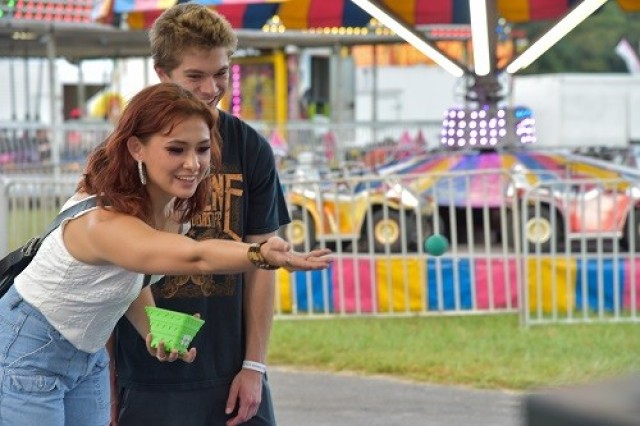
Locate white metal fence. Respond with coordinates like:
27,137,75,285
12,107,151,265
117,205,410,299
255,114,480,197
3,120,640,326
5,167,640,326
0,121,112,174
0,120,442,175
520,176,640,325
272,164,640,324
0,175,79,254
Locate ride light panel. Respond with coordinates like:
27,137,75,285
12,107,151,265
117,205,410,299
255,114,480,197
440,106,536,148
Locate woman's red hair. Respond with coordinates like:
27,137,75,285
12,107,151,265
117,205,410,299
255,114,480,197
78,82,220,225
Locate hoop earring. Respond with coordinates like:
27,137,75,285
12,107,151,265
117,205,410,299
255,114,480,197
138,160,147,185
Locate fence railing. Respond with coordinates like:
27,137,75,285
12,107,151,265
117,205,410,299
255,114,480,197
520,176,640,325
0,121,111,174
0,175,80,254
5,168,639,325
3,121,640,325
272,170,640,324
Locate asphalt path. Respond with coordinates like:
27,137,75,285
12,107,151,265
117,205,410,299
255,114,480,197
268,367,522,426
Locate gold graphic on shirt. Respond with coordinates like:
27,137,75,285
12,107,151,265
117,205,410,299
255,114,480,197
211,173,243,241
154,173,244,299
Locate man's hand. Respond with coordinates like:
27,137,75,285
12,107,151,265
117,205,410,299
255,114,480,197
225,369,263,426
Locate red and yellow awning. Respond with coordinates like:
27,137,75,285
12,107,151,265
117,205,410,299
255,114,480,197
6,0,638,28
104,0,640,30
498,0,640,23
112,0,284,29
113,0,284,13
276,0,640,29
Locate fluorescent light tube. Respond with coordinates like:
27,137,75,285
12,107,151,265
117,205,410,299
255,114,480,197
469,0,491,76
352,0,466,77
506,0,607,73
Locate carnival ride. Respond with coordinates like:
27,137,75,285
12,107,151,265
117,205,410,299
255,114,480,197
290,0,640,256
2,1,638,236
281,141,640,255
280,159,436,253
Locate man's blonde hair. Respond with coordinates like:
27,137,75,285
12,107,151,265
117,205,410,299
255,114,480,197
150,3,238,74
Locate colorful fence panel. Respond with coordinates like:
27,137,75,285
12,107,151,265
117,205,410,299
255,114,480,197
527,257,577,315
624,259,640,311
575,258,624,312
427,258,472,311
474,258,519,310
376,258,426,313
331,258,376,313
276,255,640,320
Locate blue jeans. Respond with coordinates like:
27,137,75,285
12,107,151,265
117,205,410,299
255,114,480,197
0,285,110,426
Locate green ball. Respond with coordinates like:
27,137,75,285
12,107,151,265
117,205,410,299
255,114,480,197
424,234,449,256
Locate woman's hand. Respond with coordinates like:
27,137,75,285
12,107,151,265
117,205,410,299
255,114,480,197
145,333,197,363
260,236,333,271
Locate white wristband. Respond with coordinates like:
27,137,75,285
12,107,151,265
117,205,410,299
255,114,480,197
242,360,267,374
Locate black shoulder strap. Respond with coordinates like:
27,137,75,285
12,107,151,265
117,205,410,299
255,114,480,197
41,197,100,243
142,274,152,288
0,197,107,297
0,197,100,272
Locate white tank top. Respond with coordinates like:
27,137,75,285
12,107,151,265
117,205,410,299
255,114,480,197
14,197,143,353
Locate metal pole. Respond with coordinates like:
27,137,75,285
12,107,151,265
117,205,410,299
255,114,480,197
332,44,342,124
372,44,378,146
487,0,498,76
0,178,8,255
9,58,17,121
35,58,44,121
24,54,31,121
45,33,61,179
77,60,86,116
333,43,344,163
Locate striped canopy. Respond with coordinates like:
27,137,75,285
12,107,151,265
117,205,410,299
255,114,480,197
113,0,283,13
276,0,640,29
115,0,282,29
112,0,640,30
497,0,640,23
369,150,636,208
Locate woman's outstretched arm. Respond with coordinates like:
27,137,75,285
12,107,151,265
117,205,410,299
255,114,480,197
63,208,332,276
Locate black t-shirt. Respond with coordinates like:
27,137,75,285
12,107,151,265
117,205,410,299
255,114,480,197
114,110,290,390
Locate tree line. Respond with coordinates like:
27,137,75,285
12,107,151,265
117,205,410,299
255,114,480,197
514,1,640,74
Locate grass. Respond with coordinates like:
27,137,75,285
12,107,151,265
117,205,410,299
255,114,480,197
268,314,640,391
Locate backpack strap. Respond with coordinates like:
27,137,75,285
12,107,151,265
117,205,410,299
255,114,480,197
142,274,152,288
0,196,100,287
43,197,101,242
27,197,101,256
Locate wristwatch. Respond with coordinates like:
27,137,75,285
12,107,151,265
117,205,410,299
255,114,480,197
247,241,280,270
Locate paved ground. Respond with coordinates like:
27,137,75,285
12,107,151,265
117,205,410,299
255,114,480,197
268,367,523,426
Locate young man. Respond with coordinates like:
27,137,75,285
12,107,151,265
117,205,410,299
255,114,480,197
112,4,290,425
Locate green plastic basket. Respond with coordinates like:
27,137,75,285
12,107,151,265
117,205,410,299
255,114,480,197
145,306,205,354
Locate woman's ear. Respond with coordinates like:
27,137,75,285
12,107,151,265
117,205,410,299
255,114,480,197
127,136,143,161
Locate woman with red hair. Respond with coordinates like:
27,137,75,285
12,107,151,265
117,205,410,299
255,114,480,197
0,82,331,426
